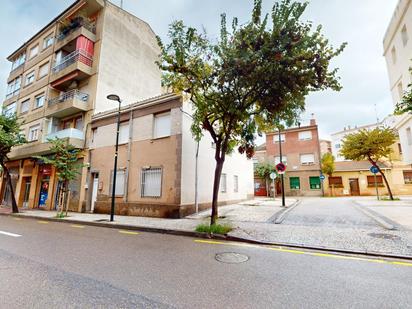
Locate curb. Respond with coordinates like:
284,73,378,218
2,211,412,261
271,200,301,224
352,201,396,230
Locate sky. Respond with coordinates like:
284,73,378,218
0,0,399,140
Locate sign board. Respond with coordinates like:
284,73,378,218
270,172,277,180
370,166,379,174
276,162,286,174
320,174,325,181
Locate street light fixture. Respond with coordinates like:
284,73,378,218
107,94,122,222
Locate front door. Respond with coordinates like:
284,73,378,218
38,177,50,208
91,175,99,213
22,180,31,208
349,178,360,196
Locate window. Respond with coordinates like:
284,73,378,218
118,122,129,144
275,156,287,165
6,77,21,98
28,124,40,141
11,54,25,71
298,131,312,140
397,81,403,99
234,175,239,193
402,25,408,46
300,153,315,165
34,94,45,108
3,102,17,117
20,99,30,114
43,34,54,49
391,46,397,64
26,71,35,85
220,173,227,193
335,144,341,149
141,167,162,197
153,112,171,138
403,171,412,184
328,176,343,187
38,62,49,78
309,176,321,190
29,45,39,59
398,143,403,155
367,175,384,187
290,177,300,190
110,169,126,196
407,127,412,145
273,134,285,143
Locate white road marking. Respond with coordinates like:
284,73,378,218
0,230,22,238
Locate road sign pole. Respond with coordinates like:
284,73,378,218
374,173,379,201
272,178,275,200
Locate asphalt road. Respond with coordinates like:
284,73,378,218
1,215,412,309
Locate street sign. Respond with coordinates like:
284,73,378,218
276,162,286,174
370,166,379,174
270,172,277,180
320,174,325,181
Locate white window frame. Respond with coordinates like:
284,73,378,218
26,71,35,85
234,175,239,193
20,99,30,114
6,77,21,98
118,122,129,144
11,54,25,71
29,45,39,59
28,124,40,142
220,173,227,193
38,62,49,78
300,153,315,165
109,169,126,196
153,112,171,139
43,34,54,49
34,94,45,108
298,131,312,141
273,133,285,143
141,167,162,198
3,102,17,117
275,156,287,165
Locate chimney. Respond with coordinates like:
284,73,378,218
310,113,316,126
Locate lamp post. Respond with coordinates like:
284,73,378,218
278,127,286,207
107,94,122,222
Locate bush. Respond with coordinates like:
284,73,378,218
195,223,232,235
380,197,401,201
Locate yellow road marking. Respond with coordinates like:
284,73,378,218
194,240,412,267
70,224,85,229
37,220,49,224
118,230,139,235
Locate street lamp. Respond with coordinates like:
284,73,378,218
107,94,122,222
278,127,286,207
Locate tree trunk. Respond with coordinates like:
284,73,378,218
211,158,224,226
369,160,394,200
0,162,19,213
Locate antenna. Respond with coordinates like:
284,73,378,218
374,103,379,124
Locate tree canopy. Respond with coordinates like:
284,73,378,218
157,0,346,224
321,153,335,177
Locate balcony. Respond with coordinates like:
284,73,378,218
46,128,85,141
50,49,93,87
55,22,96,52
45,90,90,118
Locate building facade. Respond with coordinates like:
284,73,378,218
383,0,412,164
255,119,323,197
89,94,254,218
0,0,161,211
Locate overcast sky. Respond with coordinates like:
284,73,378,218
0,0,398,140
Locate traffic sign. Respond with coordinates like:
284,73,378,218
370,166,379,174
320,174,325,181
270,172,277,180
276,162,286,174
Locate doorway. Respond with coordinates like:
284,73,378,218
349,178,360,196
22,178,31,208
91,173,99,213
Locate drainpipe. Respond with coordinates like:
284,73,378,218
124,111,133,202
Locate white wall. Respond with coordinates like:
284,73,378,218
180,101,254,205
397,115,412,163
94,2,161,114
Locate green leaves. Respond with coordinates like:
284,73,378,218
340,127,397,162
395,82,412,115
0,114,26,162
255,162,277,179
321,152,335,176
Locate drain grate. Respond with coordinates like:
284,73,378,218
368,233,401,240
215,252,249,264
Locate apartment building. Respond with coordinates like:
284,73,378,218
88,94,254,218
255,119,323,197
0,0,161,211
383,0,412,164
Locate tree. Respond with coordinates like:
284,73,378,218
255,162,277,197
35,138,83,216
0,114,26,213
321,152,335,196
340,127,397,200
157,0,346,225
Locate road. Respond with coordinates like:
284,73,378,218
1,215,412,308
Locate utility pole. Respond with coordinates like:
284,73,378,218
278,127,286,207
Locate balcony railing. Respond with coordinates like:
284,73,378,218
46,128,84,141
57,19,96,41
52,49,93,74
48,89,89,106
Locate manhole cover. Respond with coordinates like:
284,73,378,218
215,252,249,264
368,233,400,240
